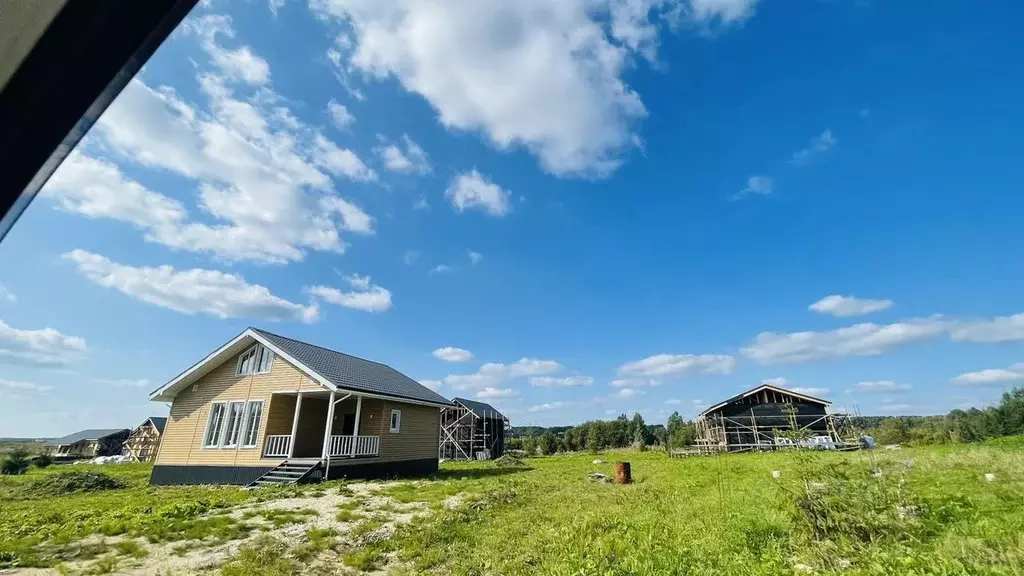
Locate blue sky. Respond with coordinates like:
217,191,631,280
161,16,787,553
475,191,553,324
2,0,1024,437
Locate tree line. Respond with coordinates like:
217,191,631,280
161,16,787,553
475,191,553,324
510,387,1024,454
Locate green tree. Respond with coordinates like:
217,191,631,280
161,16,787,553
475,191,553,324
586,423,601,452
630,412,649,445
522,435,538,456
1,448,30,475
539,431,557,455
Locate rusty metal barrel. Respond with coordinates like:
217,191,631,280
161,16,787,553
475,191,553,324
614,461,632,484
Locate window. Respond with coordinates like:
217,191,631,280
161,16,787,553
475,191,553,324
222,402,245,447
203,403,228,447
241,400,263,448
236,344,274,376
389,409,401,433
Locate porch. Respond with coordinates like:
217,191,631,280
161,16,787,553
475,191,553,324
260,390,383,461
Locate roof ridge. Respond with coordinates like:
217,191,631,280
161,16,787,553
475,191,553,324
252,327,398,372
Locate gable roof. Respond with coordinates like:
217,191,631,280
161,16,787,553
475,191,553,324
699,384,830,417
146,417,167,434
47,428,129,445
453,397,506,420
150,327,451,407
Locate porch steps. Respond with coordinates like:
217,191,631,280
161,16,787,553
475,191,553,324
249,460,321,487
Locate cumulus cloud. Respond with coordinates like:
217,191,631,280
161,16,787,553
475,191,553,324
327,99,355,128
184,14,271,85
0,320,87,369
617,353,735,378
685,0,760,25
951,314,1024,343
468,251,483,265
617,387,644,398
432,347,474,362
0,378,53,394
529,375,594,387
419,379,442,391
790,128,837,165
444,358,563,390
429,265,451,275
951,363,1024,386
445,170,511,217
529,401,577,412
64,249,319,322
732,175,773,200
854,381,912,392
610,378,661,388
742,317,950,364
790,386,829,397
810,295,894,317
476,387,519,399
375,134,431,175
309,274,392,312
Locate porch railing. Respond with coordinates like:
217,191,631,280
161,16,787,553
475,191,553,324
264,435,291,458
328,435,380,457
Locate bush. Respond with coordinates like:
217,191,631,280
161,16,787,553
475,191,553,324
26,471,125,496
1,449,30,475
33,454,52,469
493,454,525,468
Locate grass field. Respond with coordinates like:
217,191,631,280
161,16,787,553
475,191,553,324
4,441,1024,574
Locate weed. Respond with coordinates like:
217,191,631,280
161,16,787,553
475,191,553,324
27,472,125,496
219,536,297,576
341,546,383,571
113,539,148,559
335,508,364,522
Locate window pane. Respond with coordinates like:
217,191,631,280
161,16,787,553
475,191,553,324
243,401,263,447
223,403,244,446
204,404,226,447
257,347,274,373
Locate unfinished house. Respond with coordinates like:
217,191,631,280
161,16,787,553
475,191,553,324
46,429,131,458
123,417,167,462
439,398,508,460
694,384,851,453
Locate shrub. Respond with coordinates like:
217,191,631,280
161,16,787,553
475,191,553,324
26,471,125,496
493,454,525,469
33,454,52,469
1,449,30,475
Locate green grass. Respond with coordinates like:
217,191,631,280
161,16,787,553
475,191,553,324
0,463,266,568
355,444,1024,575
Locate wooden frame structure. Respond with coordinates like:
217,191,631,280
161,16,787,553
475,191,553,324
691,384,855,454
123,417,166,462
439,397,508,460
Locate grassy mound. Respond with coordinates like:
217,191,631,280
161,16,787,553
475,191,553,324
493,454,526,468
27,471,125,496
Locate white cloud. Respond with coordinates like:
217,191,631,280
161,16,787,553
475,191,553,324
476,387,519,399
610,378,661,388
810,295,894,317
790,387,829,397
790,128,837,165
854,381,912,392
269,0,287,15
94,378,152,388
444,358,563,390
617,353,736,378
686,0,759,25
309,274,392,312
376,134,431,175
432,347,474,362
468,251,483,265
65,249,319,322
429,265,451,275
951,314,1024,343
309,0,670,176
327,99,355,129
0,284,15,303
760,376,790,387
446,170,511,217
419,379,442,391
878,402,914,413
0,378,53,394
733,175,773,200
742,317,950,364
403,251,421,265
529,375,594,387
528,401,576,412
0,320,87,369
951,364,1024,386
617,387,644,398
75,23,375,265
184,15,271,85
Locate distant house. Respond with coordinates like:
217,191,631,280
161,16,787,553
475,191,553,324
46,429,131,458
439,397,508,460
148,327,451,486
695,384,846,452
122,417,167,462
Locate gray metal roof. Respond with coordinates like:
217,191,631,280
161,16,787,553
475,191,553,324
453,397,506,420
47,428,129,445
253,328,451,406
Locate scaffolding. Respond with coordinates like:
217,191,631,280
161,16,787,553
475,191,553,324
439,397,508,460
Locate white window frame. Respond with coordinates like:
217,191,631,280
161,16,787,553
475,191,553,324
389,409,402,433
241,400,264,449
236,344,274,377
203,402,229,448
221,402,246,448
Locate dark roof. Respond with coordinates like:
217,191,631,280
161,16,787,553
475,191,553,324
147,417,167,433
47,428,129,445
700,384,830,417
453,397,506,420
253,328,451,406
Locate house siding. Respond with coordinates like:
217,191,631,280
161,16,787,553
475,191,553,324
154,350,323,467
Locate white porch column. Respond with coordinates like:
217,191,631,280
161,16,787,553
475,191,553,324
322,390,336,460
351,395,363,456
287,392,303,458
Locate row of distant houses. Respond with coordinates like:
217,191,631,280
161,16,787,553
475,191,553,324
45,417,166,461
